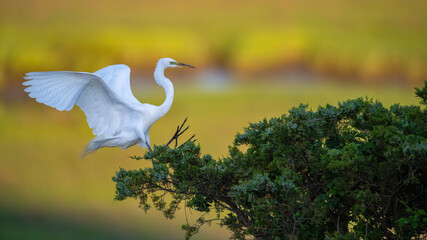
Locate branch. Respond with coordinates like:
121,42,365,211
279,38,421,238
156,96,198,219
182,214,224,240
179,134,196,148
166,118,196,148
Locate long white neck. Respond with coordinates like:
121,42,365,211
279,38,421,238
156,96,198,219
154,64,174,116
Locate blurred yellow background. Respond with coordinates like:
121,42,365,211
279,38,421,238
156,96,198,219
0,0,425,239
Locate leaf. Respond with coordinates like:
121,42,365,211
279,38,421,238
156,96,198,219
398,218,409,228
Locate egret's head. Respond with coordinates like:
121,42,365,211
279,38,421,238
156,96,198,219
158,58,195,69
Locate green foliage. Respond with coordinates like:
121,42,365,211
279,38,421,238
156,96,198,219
113,83,427,239
416,81,427,106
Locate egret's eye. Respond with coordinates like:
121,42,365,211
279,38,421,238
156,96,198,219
170,61,177,65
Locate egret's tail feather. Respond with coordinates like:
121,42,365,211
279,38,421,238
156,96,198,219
82,137,118,158
82,139,99,158
82,137,105,158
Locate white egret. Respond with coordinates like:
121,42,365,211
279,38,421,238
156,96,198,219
23,58,195,157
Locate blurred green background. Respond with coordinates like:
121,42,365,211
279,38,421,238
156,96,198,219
0,0,425,239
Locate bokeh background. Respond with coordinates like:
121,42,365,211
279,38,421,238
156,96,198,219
1,0,426,239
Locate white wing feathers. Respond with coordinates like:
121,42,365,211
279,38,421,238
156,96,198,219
23,71,87,111
23,70,136,136
94,64,140,105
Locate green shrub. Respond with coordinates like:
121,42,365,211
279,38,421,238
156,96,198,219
113,82,427,239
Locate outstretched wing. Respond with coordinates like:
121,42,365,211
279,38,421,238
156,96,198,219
23,71,137,136
93,64,140,105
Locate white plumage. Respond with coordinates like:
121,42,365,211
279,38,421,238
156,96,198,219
23,58,194,157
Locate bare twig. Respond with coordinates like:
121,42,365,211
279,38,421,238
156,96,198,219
139,118,196,165
166,118,196,148
178,134,197,149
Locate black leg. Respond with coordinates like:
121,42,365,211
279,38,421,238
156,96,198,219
146,145,155,165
